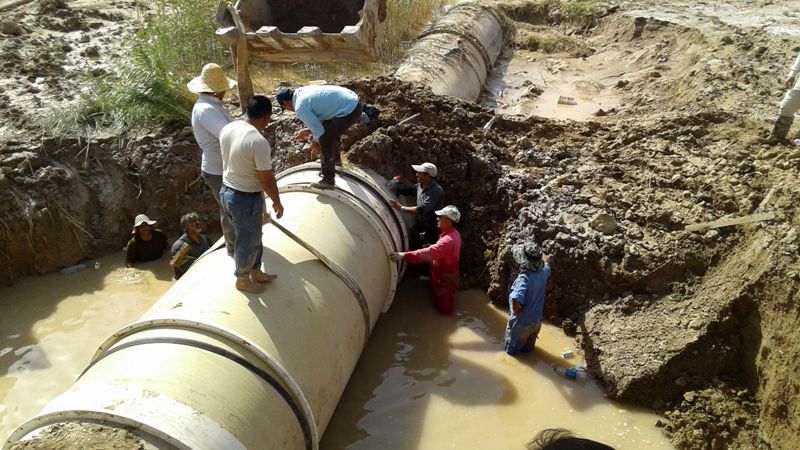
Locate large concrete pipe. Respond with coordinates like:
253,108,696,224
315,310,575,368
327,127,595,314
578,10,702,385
394,1,508,101
3,163,407,450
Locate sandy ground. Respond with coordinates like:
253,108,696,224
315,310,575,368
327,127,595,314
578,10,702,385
1,0,800,449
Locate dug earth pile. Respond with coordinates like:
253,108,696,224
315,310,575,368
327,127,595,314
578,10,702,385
2,0,800,449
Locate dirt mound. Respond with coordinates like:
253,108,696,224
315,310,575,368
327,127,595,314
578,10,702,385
6,421,147,450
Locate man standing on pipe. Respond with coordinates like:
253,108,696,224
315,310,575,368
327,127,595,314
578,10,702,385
390,205,462,315
220,95,285,294
275,85,364,189
188,63,237,255
389,162,445,249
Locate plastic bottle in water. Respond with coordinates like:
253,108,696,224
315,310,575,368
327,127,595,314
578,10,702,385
554,365,587,381
59,263,87,275
386,175,400,190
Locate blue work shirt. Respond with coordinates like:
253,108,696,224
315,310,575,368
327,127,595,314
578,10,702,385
293,85,359,140
508,264,551,325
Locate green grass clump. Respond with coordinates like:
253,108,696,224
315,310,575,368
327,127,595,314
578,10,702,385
516,27,592,57
562,1,602,27
498,0,604,28
44,0,224,136
381,0,456,64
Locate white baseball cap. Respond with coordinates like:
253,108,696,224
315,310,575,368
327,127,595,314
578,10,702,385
411,162,438,177
435,205,460,223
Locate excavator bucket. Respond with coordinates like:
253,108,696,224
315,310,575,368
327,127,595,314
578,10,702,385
215,0,387,63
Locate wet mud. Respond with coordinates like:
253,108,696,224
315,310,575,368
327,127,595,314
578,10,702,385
2,0,800,449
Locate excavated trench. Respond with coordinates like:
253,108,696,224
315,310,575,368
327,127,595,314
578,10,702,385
1,1,800,449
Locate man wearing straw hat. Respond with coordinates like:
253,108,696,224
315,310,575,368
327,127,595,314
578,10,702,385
389,205,462,315
188,63,237,255
504,242,552,355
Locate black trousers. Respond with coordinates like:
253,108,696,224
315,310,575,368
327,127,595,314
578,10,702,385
319,101,363,181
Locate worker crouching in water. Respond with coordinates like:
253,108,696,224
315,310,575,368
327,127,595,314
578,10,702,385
389,205,462,315
170,212,212,280
125,214,168,268
505,242,552,355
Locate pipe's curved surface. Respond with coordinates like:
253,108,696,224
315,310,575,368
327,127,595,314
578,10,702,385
394,1,508,101
3,164,407,450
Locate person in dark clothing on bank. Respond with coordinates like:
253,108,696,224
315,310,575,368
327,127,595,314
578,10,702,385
125,214,168,267
389,162,445,249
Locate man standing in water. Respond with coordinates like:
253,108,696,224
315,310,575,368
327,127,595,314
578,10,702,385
220,95,284,294
504,242,552,355
188,63,237,255
170,212,212,280
389,205,462,315
275,85,363,189
389,162,445,249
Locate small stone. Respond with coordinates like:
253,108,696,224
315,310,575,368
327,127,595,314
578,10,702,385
0,21,24,36
683,392,696,403
589,213,618,235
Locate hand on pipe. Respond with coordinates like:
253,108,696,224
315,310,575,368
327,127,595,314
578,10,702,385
389,252,404,262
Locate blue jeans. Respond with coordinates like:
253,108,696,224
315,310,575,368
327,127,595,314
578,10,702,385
220,186,263,277
504,319,542,355
202,172,236,251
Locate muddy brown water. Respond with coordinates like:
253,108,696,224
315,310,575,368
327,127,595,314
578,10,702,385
0,254,672,449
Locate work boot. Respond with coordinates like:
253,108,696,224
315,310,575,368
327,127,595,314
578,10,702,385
251,268,278,283
235,276,265,294
763,115,794,145
310,177,335,190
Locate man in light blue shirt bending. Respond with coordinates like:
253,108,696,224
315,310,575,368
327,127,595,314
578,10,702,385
276,85,363,189
504,242,552,355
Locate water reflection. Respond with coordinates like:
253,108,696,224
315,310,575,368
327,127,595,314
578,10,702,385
0,253,173,443
322,279,674,449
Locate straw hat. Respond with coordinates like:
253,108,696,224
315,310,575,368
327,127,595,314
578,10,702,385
187,63,237,94
132,214,156,232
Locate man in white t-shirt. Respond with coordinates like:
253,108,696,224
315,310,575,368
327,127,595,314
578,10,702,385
220,95,285,294
188,63,237,254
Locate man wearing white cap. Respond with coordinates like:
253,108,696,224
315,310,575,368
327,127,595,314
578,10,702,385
389,162,445,249
188,63,237,255
125,214,169,267
389,205,462,315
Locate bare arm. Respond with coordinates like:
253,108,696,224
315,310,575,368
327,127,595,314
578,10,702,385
258,170,284,219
